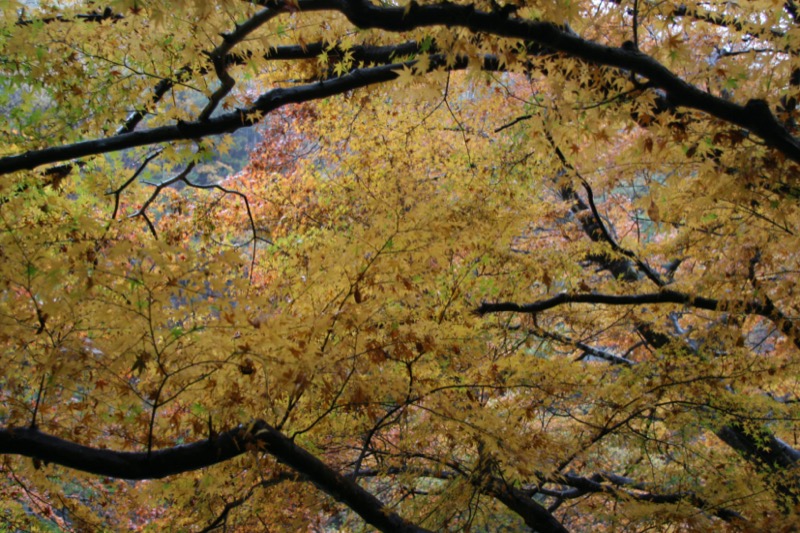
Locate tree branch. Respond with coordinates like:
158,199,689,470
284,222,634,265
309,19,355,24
543,472,746,523
5,0,800,175
16,7,123,26
477,290,725,315
476,472,569,533
0,423,430,533
0,50,507,176
476,289,800,349
311,0,800,163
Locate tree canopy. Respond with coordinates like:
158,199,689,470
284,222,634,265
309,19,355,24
2,0,800,530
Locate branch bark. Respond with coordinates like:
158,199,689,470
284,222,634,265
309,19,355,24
476,289,800,350
4,0,800,175
521,153,800,508
0,52,503,176
316,0,800,163
0,423,430,533
546,473,746,523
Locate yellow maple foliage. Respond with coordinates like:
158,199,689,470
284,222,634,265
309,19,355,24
1,0,800,531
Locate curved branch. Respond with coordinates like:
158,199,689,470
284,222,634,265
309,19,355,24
0,62,399,174
0,423,429,533
199,7,285,121
310,0,800,162
0,50,507,176
545,127,665,286
199,473,297,532
5,0,800,175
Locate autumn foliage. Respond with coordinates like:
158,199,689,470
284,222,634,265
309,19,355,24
2,0,800,531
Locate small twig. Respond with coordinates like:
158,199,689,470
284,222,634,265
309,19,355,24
494,114,532,133
30,373,46,430
183,179,264,283
108,149,163,219
199,475,295,532
131,160,197,238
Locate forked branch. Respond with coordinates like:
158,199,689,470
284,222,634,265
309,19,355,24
0,423,429,533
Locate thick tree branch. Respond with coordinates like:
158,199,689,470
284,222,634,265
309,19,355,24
199,7,285,121
716,422,800,510
41,41,508,182
0,50,510,176
4,0,800,175
309,0,800,163
476,473,569,533
0,423,429,533
0,63,400,174
717,423,800,471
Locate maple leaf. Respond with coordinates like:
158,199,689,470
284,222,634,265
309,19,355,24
0,1,799,531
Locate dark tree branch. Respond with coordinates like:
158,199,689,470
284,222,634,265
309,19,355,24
543,472,747,523
16,7,123,26
0,62,400,174
108,149,163,219
0,422,430,533
199,7,284,121
307,0,800,163
133,161,198,238
0,50,509,176
787,1,800,25
579,179,664,287
357,461,744,527
540,328,635,366
476,473,569,533
357,462,569,531
717,424,800,472
476,289,800,349
46,40,507,182
199,473,298,533
545,128,665,286
5,0,800,175
716,423,800,511
632,312,800,506
538,129,800,508
477,290,728,315
672,5,787,41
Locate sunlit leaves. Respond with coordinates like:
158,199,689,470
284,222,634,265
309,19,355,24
2,0,800,530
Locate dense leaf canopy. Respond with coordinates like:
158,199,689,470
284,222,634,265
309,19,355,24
2,0,800,530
